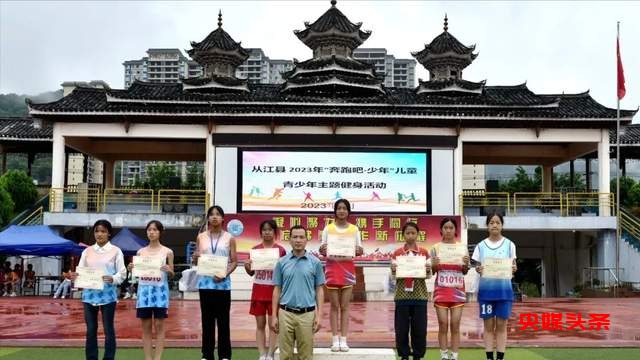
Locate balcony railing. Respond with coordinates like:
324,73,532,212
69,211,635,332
49,187,208,214
460,191,614,216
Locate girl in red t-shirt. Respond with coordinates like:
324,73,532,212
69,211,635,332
244,219,287,360
430,217,470,360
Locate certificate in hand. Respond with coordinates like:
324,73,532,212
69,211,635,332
197,254,228,278
132,256,163,278
75,266,105,290
250,248,280,271
327,234,356,257
482,257,513,279
438,243,467,265
395,255,427,279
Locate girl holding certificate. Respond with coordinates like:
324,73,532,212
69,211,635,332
193,205,238,360
430,217,469,360
244,219,287,360
75,219,126,360
128,220,174,360
318,199,363,352
390,222,431,360
472,212,517,360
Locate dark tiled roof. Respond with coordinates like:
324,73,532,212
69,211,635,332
125,81,183,98
538,91,636,118
413,31,477,58
188,26,248,56
613,124,640,145
27,82,637,126
285,73,383,86
283,56,383,96
417,79,485,93
291,56,375,73
0,117,52,140
294,3,371,47
182,75,247,88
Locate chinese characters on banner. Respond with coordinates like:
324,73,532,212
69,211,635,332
518,313,610,331
225,213,461,261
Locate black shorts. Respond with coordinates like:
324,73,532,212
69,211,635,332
136,307,168,319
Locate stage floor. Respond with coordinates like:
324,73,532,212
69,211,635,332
0,297,638,348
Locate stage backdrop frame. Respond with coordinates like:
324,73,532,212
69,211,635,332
237,147,432,214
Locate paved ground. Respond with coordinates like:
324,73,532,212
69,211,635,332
0,297,638,348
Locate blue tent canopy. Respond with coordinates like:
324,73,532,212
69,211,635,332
111,227,147,256
0,225,84,256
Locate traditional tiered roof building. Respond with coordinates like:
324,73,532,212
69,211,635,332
182,11,250,93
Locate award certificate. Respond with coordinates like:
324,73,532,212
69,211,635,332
250,248,280,271
197,254,228,277
75,266,105,290
483,257,513,279
132,256,163,278
438,243,467,265
327,234,356,257
395,255,427,279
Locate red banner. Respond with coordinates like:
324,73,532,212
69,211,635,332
224,214,461,262
617,36,626,100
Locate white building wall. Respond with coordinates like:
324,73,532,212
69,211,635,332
431,149,454,215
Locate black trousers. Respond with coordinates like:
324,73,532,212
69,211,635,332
394,302,427,359
200,289,232,360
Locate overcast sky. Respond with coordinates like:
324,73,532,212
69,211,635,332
0,0,638,114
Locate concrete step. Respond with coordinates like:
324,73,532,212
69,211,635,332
274,347,395,360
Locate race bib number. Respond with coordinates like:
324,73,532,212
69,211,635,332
254,270,274,285
437,270,464,288
138,275,163,287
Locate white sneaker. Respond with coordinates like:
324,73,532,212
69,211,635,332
9,292,16,297
123,292,131,299
331,335,340,352
339,336,349,352
61,295,66,299
132,294,137,300
53,295,58,299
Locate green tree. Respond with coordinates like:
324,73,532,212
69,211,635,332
132,173,143,188
31,153,52,185
610,176,636,207
0,186,14,226
6,153,27,171
114,161,122,187
554,172,586,191
499,166,540,193
0,170,37,214
183,162,204,189
144,162,177,190
627,182,640,208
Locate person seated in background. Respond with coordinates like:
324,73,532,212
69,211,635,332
0,269,6,296
3,264,21,297
53,268,73,299
23,264,36,290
